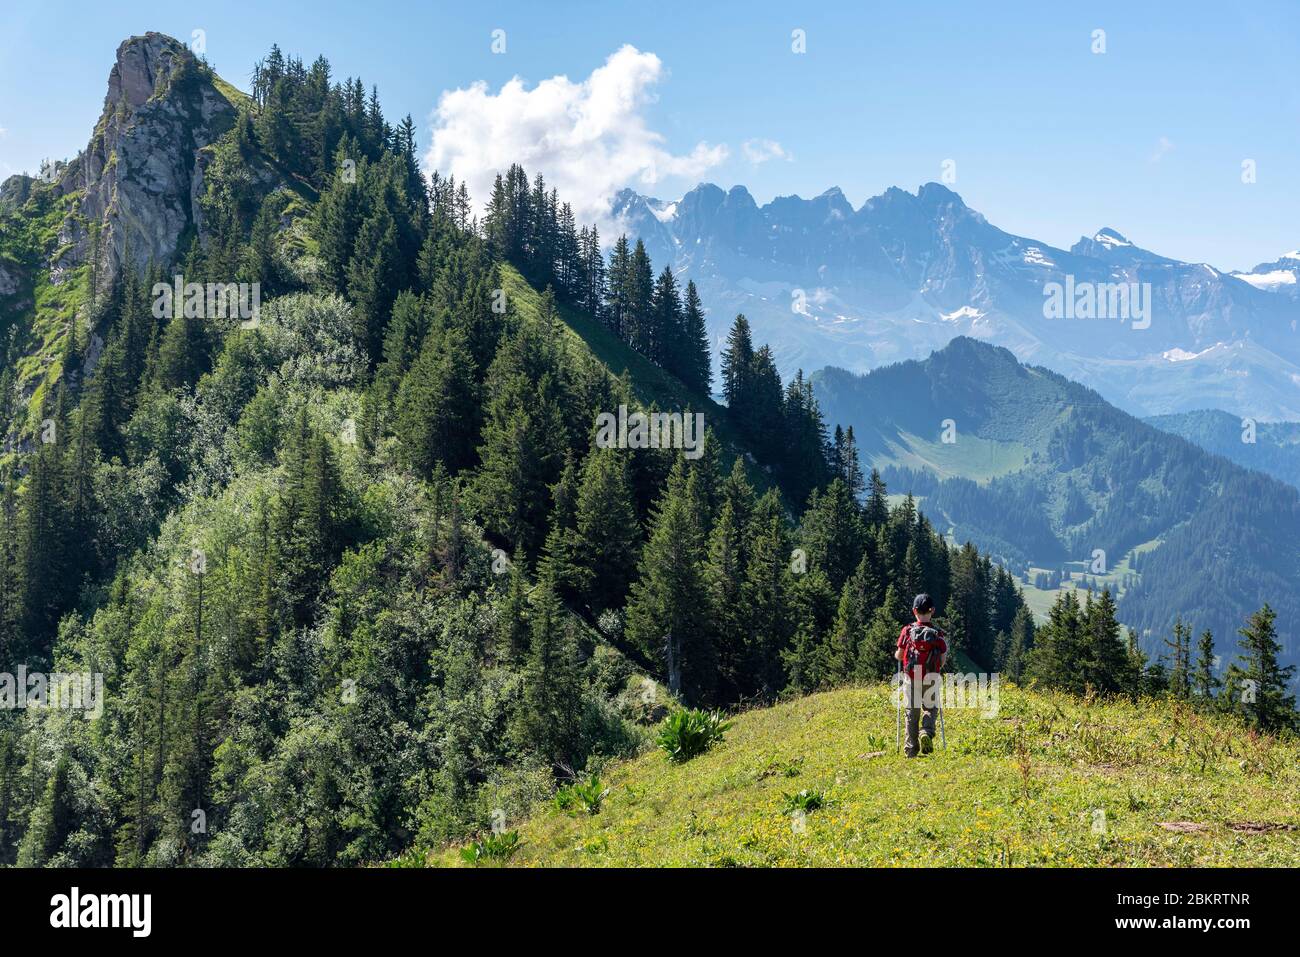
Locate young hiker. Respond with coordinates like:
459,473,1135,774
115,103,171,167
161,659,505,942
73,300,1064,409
896,593,947,757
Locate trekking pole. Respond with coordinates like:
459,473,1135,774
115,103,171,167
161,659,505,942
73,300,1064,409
938,671,946,750
894,659,902,753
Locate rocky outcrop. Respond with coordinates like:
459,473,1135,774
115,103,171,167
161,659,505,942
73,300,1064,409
51,33,239,285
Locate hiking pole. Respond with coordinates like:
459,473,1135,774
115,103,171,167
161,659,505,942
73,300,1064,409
894,659,902,753
938,687,946,750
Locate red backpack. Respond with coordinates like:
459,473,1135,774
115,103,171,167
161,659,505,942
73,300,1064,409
903,623,944,675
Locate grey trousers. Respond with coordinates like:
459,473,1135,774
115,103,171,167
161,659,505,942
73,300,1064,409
904,704,936,757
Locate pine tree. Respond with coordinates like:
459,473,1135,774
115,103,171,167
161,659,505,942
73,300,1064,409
604,235,632,339
625,240,655,356
864,468,889,529
784,569,837,693
741,489,794,697
14,445,70,657
472,325,568,557
720,314,754,409
1222,605,1296,732
706,494,750,701
571,446,640,613
680,280,712,395
650,266,682,371
1026,590,1085,692
513,572,585,769
1000,606,1035,683
394,322,479,476
625,461,714,704
824,553,878,685
497,556,530,662
538,455,581,605
857,583,905,680
747,346,785,462
345,203,400,362
273,410,350,626
837,425,865,499
313,145,365,291
799,478,865,593
1192,629,1219,701
1081,589,1128,694
1162,616,1192,699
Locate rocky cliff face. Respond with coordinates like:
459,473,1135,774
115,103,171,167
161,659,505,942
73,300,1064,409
51,32,239,285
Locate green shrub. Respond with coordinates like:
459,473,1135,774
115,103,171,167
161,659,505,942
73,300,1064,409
460,830,521,864
656,709,733,763
555,774,610,815
782,789,827,813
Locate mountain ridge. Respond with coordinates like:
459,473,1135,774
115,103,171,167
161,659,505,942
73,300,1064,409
611,180,1300,420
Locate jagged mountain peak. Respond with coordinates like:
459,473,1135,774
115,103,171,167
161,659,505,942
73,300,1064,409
49,33,246,286
106,32,192,114
915,181,966,208
1092,227,1131,247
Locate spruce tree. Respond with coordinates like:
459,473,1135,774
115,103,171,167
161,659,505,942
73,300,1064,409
1222,605,1296,732
680,280,712,395
706,495,750,702
864,468,889,529
513,572,585,770
649,265,682,370
1192,629,1219,702
394,322,478,477
572,446,640,613
625,461,714,704
720,314,754,409
799,478,865,592
741,489,794,697
857,583,904,680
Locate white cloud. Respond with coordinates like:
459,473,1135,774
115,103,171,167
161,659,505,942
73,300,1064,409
1149,136,1175,163
424,45,727,230
742,138,790,165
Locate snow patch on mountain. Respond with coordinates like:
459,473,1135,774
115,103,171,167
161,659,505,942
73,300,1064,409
1093,228,1132,248
1234,269,1296,289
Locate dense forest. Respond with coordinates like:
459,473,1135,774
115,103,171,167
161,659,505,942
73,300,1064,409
0,42,1293,868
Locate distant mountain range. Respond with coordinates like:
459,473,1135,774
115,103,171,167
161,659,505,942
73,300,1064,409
810,337,1300,669
1231,251,1300,302
611,183,1300,420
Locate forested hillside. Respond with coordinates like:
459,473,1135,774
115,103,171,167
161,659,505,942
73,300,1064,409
0,35,1056,866
1145,409,1300,491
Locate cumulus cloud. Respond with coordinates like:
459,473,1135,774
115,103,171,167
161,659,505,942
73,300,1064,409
1149,136,1175,164
742,138,790,165
424,45,727,229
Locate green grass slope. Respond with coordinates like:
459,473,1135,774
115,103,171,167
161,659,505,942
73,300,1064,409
427,684,1300,867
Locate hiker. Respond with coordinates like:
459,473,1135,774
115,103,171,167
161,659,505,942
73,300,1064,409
896,593,947,757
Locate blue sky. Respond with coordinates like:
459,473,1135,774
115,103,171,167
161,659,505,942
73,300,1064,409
2,0,1297,270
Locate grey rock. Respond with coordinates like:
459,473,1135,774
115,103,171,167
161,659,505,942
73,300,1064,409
52,32,238,286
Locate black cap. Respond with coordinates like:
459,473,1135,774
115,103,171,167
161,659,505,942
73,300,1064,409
912,593,934,613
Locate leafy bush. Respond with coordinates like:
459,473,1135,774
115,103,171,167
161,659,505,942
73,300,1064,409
782,789,827,813
656,709,733,763
460,830,521,864
554,774,609,815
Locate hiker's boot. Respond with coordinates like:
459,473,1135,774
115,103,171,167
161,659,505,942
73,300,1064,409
919,731,934,755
